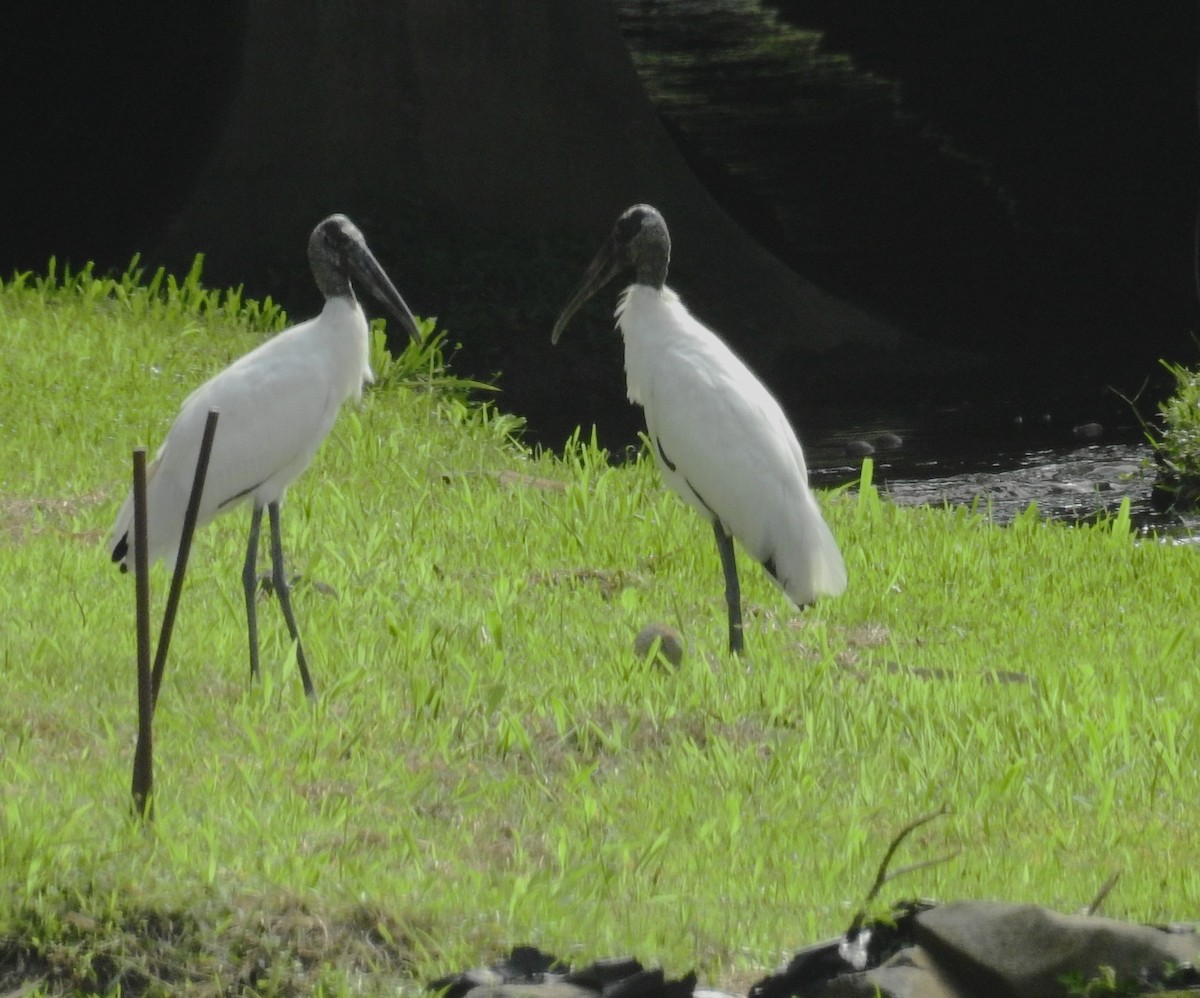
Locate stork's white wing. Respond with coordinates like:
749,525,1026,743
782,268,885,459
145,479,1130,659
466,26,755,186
109,315,354,568
625,293,847,604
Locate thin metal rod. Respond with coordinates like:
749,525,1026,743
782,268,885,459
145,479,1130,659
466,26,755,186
151,408,219,709
130,447,154,820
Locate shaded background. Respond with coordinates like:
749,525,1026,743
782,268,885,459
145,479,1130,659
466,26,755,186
2,1,1196,459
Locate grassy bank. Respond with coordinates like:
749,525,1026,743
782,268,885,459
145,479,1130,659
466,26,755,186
2,263,1198,995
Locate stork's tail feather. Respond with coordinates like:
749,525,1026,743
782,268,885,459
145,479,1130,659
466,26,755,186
803,519,848,600
108,485,136,573
109,456,162,573
766,511,848,607
112,533,130,573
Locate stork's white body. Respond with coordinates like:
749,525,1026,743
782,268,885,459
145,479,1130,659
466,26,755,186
617,284,847,605
110,296,372,570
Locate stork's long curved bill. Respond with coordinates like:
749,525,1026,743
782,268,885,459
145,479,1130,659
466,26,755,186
349,242,422,343
551,237,625,344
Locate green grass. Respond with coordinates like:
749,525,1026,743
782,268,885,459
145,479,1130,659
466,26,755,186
1149,357,1200,509
2,261,1200,995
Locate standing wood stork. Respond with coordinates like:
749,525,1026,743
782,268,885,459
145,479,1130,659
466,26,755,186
551,204,847,653
109,213,420,698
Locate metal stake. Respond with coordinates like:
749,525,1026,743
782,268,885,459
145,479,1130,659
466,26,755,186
130,448,154,820
151,408,219,708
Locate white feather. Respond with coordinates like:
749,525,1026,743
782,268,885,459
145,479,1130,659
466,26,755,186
617,284,847,605
109,296,372,570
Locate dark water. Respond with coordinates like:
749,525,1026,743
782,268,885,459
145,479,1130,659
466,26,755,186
801,396,1196,538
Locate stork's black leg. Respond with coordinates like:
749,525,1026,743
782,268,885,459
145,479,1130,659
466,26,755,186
712,520,744,654
243,504,264,681
268,501,316,700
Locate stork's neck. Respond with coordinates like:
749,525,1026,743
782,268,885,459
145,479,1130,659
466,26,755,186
634,244,669,290
310,254,357,303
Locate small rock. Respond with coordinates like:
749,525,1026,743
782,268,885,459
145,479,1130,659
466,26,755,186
467,984,595,998
634,623,684,668
873,432,903,451
822,946,957,998
428,946,568,998
430,949,698,998
844,440,875,457
915,901,1200,997
751,901,1200,998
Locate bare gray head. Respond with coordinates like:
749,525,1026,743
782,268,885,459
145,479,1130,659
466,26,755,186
551,204,671,345
308,214,421,343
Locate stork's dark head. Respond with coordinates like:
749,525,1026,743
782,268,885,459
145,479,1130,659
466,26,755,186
551,204,671,345
308,214,421,343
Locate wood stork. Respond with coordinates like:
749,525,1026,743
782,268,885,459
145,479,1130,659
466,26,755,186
109,213,420,698
551,204,847,653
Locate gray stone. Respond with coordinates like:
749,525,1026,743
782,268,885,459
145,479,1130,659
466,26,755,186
913,901,1200,997
821,945,959,998
634,623,684,668
466,986,598,998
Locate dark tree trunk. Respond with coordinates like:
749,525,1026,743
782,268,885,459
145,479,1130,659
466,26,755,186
153,0,916,443
159,1,897,336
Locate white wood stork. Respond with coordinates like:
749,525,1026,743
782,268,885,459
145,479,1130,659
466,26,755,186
109,213,420,698
551,204,847,653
